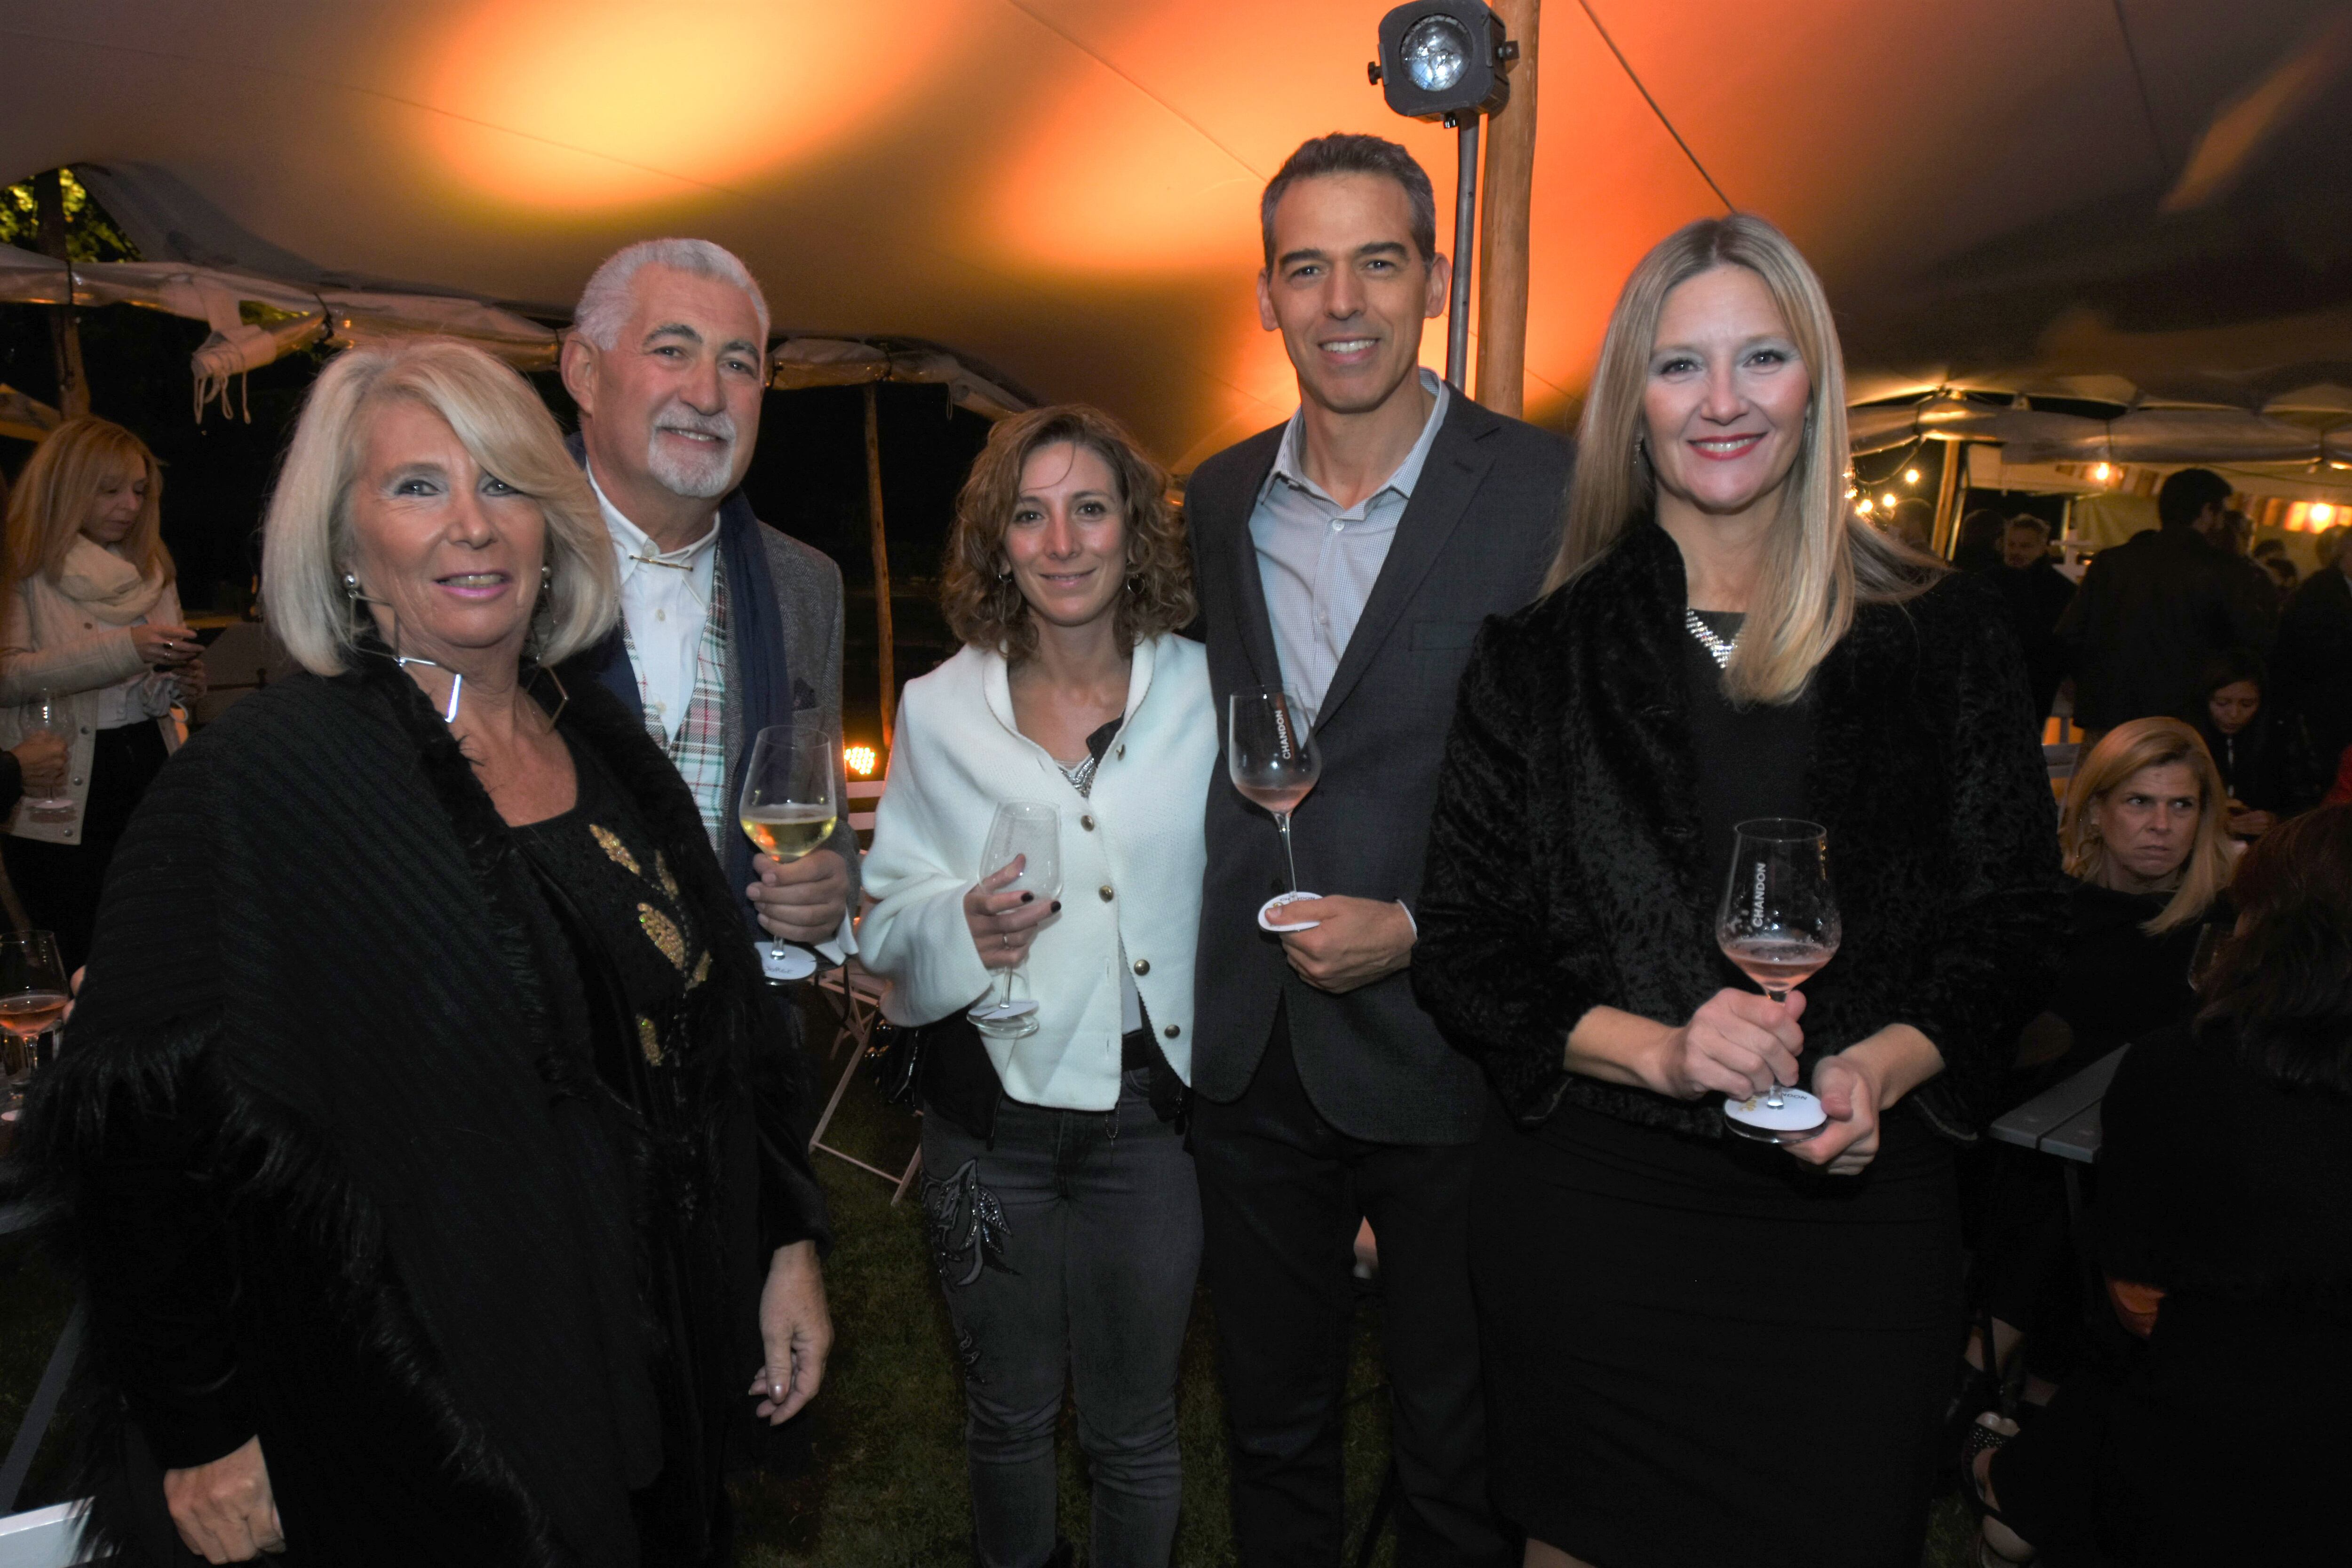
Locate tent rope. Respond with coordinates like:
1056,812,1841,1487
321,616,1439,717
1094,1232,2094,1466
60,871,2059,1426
1575,1,1732,212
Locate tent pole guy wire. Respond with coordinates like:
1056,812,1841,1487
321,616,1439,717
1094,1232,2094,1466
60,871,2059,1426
2107,0,2173,183
1575,0,1732,214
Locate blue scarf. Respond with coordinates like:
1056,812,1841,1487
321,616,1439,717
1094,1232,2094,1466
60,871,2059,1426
564,437,790,939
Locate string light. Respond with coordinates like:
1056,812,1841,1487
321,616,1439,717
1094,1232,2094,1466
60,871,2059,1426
1903,468,1921,485
844,744,879,778
1856,497,1875,514
1881,492,1899,510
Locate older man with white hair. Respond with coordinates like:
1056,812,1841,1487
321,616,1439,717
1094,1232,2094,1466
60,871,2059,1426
559,238,857,963
561,239,853,1425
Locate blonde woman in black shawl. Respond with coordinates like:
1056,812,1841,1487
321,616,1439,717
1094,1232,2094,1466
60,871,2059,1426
26,339,831,1567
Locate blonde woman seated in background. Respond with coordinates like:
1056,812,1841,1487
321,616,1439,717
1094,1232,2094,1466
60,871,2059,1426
858,405,1215,1568
1965,718,2241,1426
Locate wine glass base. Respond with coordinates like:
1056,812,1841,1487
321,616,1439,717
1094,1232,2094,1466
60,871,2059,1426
969,997,1041,1039
762,945,819,982
1722,1087,1828,1144
1257,892,1325,932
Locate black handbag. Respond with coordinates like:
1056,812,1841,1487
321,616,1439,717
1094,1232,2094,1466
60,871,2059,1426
861,1015,934,1107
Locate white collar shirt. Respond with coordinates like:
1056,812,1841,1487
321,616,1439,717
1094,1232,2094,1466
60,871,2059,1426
588,463,722,742
1248,370,1449,716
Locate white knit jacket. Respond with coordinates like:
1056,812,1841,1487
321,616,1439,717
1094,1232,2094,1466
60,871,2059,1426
857,634,1216,1111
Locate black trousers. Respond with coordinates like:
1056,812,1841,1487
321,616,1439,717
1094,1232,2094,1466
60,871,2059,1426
1191,1005,1509,1568
5,722,171,973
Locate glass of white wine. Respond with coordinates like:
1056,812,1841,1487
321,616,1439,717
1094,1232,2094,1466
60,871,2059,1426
737,717,840,983
967,801,1062,1040
18,693,72,813
1715,818,1841,1144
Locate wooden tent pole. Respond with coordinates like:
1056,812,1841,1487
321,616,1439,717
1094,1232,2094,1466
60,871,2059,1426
863,382,896,747
32,170,90,419
1474,0,1541,417
1931,438,1968,559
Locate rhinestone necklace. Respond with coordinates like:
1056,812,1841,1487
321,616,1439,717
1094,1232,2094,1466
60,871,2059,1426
1684,608,1739,669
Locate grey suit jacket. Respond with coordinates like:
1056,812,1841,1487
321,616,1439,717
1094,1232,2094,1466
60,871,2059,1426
1187,392,1571,1144
730,520,863,910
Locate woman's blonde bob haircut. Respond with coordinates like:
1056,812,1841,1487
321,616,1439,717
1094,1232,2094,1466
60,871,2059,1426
2060,717,2237,935
3,415,175,602
941,404,1194,662
1544,213,1937,704
262,338,616,677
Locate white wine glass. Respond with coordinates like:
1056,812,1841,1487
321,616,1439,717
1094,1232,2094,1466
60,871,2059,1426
1229,688,1321,928
967,801,1062,1040
0,930,70,1107
18,693,72,812
737,717,840,983
1715,818,1841,1143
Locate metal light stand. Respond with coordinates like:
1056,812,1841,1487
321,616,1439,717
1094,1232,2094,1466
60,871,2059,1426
1445,111,1482,390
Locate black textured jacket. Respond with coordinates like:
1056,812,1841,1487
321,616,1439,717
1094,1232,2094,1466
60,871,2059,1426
24,659,827,1567
1414,519,2071,1140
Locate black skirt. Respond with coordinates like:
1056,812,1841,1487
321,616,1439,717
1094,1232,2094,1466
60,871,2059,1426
1470,1096,1961,1568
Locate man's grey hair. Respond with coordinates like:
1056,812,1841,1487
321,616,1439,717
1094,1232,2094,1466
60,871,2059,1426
573,238,771,351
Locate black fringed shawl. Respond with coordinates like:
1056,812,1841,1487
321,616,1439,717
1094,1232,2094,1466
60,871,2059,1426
1413,518,2072,1139
22,654,829,1567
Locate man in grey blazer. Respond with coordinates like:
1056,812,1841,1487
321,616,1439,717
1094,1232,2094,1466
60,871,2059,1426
559,237,852,1418
1188,135,1570,1566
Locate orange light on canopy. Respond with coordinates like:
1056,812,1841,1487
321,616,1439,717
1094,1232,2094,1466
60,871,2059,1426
423,0,969,212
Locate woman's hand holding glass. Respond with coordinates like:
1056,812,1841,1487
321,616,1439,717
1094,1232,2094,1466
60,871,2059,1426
1654,987,1807,1102
963,854,1058,971
130,622,199,668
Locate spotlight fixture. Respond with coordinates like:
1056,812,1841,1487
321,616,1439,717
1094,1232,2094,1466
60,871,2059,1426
2313,502,2337,525
1370,0,1514,121
1367,0,1520,390
2091,462,2112,483
844,743,879,778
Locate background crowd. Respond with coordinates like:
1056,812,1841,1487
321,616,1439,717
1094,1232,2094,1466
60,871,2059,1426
0,125,2343,1568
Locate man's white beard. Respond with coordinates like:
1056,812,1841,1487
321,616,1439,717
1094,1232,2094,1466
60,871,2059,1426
645,407,739,499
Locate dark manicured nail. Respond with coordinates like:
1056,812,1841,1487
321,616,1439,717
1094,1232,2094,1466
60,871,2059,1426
1050,901,1063,913
1021,891,1034,903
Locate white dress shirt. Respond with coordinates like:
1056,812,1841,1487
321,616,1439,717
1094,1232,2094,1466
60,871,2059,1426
1248,370,1449,715
587,464,720,741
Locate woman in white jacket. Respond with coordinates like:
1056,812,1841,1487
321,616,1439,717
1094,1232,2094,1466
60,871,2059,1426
1,418,205,968
859,406,1214,1568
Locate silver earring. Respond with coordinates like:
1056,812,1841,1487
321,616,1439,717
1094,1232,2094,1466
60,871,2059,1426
540,564,553,590
343,572,362,598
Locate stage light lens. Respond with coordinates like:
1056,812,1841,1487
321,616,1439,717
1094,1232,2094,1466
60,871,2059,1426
1403,16,1471,92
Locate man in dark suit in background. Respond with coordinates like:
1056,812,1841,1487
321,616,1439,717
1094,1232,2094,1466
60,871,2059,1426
2278,524,2352,785
1990,514,2075,728
1185,134,1571,1567
2056,467,2273,753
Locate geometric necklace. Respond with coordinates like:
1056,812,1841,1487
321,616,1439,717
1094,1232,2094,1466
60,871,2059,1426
1683,607,1739,669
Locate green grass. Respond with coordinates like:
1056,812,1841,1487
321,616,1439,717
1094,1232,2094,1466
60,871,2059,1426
0,1009,1977,1565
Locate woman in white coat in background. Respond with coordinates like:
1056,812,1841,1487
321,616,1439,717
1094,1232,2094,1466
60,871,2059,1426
858,405,1216,1568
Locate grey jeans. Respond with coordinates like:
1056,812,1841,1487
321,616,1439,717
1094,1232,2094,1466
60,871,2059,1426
920,1069,1203,1568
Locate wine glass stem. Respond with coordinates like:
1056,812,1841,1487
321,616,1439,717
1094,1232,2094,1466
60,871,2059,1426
1764,985,1788,1106
1276,813,1299,894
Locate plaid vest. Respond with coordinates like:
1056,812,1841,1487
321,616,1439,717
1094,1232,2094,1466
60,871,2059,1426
623,552,731,858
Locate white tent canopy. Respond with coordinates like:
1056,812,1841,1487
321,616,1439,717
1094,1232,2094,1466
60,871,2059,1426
1,1,2347,470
